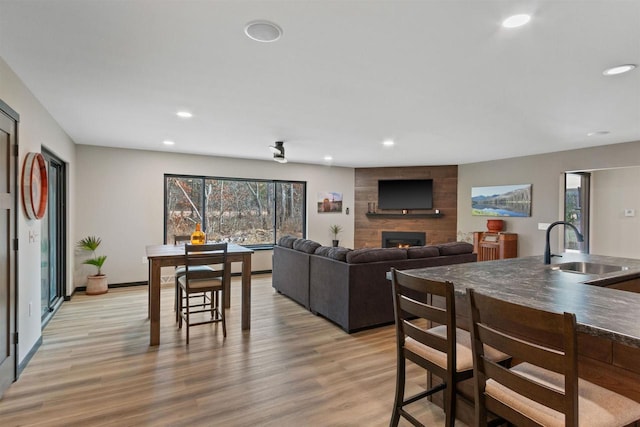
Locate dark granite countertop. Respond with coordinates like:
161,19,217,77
400,253,640,348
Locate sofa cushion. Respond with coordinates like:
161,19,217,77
437,241,474,256
346,247,407,264
407,245,440,259
293,238,322,254
315,246,352,261
327,247,351,261
277,235,297,248
315,245,332,257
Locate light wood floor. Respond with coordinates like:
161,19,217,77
0,274,451,426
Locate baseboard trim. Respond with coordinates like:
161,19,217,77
17,335,42,378
71,271,271,293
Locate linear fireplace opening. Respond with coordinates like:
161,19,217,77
382,231,426,248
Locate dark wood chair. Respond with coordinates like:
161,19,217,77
389,268,509,427
467,288,640,427
178,243,228,344
173,235,214,322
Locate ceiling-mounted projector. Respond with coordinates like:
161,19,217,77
269,141,287,163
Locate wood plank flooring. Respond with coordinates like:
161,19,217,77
0,274,452,426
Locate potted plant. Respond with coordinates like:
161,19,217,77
77,235,108,295
329,224,343,247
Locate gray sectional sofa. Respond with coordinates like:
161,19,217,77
272,236,477,333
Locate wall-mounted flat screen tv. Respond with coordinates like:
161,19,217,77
378,179,433,210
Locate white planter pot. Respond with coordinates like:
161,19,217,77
86,275,108,295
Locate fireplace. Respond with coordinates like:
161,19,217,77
382,231,426,248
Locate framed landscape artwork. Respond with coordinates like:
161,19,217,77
317,191,343,213
471,184,532,217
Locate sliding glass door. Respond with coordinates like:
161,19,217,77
41,149,66,325
564,172,590,253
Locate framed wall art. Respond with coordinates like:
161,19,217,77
471,184,531,217
317,191,342,213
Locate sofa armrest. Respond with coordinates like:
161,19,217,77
272,246,311,309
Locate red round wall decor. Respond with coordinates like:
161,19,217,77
21,152,48,220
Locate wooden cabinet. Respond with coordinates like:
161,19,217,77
473,232,517,261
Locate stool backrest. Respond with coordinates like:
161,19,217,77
183,243,227,285
467,288,579,426
390,268,457,375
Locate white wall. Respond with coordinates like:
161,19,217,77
458,140,640,258
591,167,640,257
0,57,77,364
74,145,355,285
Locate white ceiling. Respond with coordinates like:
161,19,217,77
1,0,639,168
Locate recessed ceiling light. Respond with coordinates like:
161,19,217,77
383,140,395,147
244,20,282,42
324,155,333,161
502,14,531,28
163,140,175,146
587,131,610,137
176,111,192,118
602,64,637,76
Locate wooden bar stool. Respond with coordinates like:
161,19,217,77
389,269,510,427
467,288,640,427
177,243,228,344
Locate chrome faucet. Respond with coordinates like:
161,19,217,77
544,221,584,264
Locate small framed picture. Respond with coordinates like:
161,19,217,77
317,192,343,213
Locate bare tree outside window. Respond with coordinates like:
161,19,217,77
276,182,305,241
165,177,204,241
165,175,305,246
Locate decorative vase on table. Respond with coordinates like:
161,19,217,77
486,219,504,233
190,223,206,244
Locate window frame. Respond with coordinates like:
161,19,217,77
164,174,306,248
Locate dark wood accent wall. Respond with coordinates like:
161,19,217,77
355,166,458,248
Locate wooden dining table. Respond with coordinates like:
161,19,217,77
145,242,254,346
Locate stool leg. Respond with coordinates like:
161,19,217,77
390,356,405,427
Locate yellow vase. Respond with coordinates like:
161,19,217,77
190,223,206,245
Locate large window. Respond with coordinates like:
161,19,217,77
165,175,306,247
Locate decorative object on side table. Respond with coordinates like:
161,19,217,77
77,235,108,295
329,224,343,247
486,219,504,233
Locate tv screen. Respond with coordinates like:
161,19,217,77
378,179,433,210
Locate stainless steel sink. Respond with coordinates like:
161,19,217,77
549,261,628,275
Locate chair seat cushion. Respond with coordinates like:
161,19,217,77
405,325,509,372
485,362,640,427
177,275,223,291
175,265,215,277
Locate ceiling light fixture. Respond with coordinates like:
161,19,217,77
602,64,637,76
383,140,395,147
502,14,531,28
324,155,333,161
245,20,283,42
176,111,193,118
163,140,175,146
269,141,287,163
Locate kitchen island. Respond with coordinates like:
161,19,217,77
400,252,640,404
